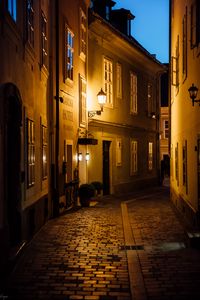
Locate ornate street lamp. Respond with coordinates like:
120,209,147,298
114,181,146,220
88,88,107,118
188,83,200,106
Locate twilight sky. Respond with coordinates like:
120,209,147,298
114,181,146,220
114,0,169,63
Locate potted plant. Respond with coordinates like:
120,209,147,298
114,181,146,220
91,181,103,196
78,183,95,207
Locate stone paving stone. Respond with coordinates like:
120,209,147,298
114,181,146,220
127,188,200,299
3,199,132,300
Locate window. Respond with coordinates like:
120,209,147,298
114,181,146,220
164,120,169,139
42,125,47,180
27,119,35,187
80,9,86,59
191,1,200,48
27,0,34,47
130,140,138,175
171,35,179,87
147,83,155,116
182,7,187,80
116,63,122,99
116,138,122,167
182,140,188,193
65,27,74,81
8,0,17,21
130,72,137,114
104,57,113,106
79,75,87,126
175,143,179,186
148,142,153,171
41,12,48,68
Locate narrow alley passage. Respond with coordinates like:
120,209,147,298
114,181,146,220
2,186,200,300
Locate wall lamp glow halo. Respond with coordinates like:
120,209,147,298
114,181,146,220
188,83,200,106
88,88,107,118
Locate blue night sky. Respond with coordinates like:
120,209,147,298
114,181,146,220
114,0,169,63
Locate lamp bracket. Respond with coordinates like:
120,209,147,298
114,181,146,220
88,110,102,118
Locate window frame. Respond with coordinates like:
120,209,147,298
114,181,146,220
27,118,35,188
26,0,34,47
65,25,74,82
130,71,137,114
130,139,138,175
148,142,153,171
79,75,87,127
182,7,187,81
103,57,113,107
116,62,122,99
41,125,47,180
41,11,48,68
116,138,122,167
7,0,17,22
79,8,86,60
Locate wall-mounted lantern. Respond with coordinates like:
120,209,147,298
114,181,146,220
188,83,200,106
78,153,83,161
88,88,107,118
85,152,90,161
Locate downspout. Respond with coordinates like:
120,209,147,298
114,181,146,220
53,0,60,217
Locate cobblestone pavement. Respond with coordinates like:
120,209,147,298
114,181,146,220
3,198,131,300
2,186,200,300
127,188,200,300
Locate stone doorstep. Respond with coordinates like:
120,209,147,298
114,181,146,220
186,231,200,248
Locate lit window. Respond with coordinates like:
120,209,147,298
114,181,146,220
80,9,86,59
182,140,188,193
104,57,113,106
27,0,34,47
175,143,179,186
130,140,138,175
148,142,153,171
182,7,187,80
65,27,74,81
116,138,122,167
79,75,87,126
27,119,35,187
130,72,137,114
8,0,17,21
164,120,169,139
41,12,48,68
116,63,122,99
42,125,47,180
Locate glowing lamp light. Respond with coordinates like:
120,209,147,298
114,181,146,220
88,88,107,118
85,152,90,161
78,153,83,161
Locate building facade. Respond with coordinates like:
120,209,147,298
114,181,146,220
170,0,200,227
87,0,165,195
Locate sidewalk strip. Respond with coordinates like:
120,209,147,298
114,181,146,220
121,202,147,300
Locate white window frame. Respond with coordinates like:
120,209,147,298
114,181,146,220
130,140,138,175
79,9,86,60
103,57,113,107
27,119,35,187
65,26,74,81
41,125,47,180
116,138,122,167
130,72,137,114
41,11,48,68
79,75,87,127
116,63,122,99
27,0,34,47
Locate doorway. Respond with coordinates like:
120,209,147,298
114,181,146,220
4,88,22,246
103,140,111,195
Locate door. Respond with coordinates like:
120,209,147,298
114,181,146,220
103,140,111,195
6,95,22,246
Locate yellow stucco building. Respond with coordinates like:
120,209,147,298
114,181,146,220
170,0,200,227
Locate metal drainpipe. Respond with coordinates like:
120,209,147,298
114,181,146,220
53,0,60,217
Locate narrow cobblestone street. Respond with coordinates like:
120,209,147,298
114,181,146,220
2,186,200,300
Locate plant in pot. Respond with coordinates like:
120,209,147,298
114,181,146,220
91,181,103,196
78,183,95,207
